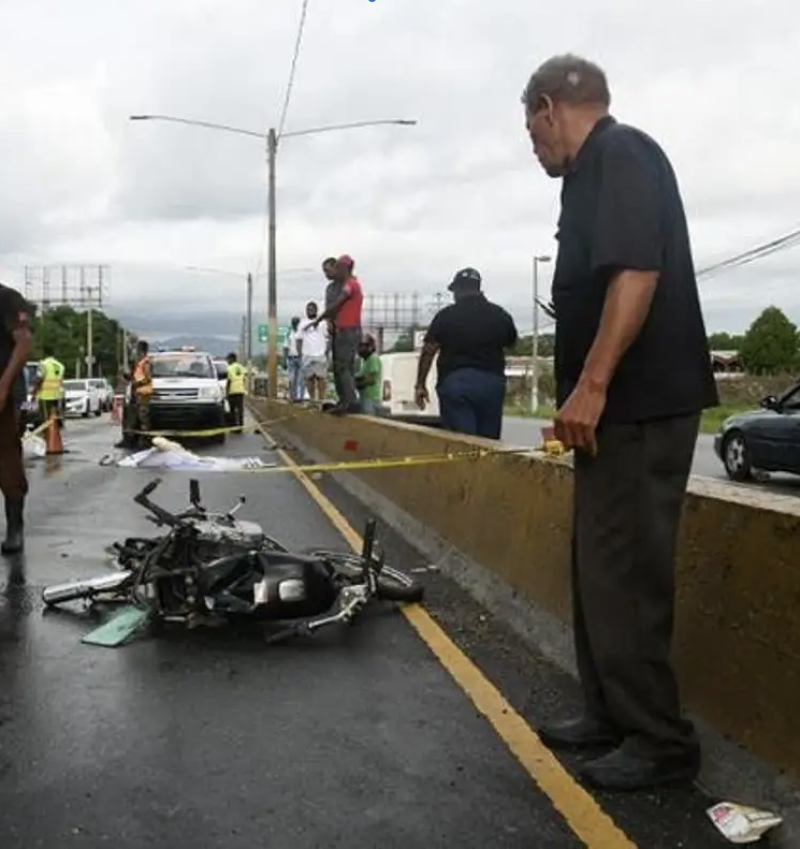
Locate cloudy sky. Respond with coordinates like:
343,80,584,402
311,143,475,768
1,0,798,342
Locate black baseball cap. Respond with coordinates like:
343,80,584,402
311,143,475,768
448,267,482,291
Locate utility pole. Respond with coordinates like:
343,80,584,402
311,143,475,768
267,127,278,398
530,255,551,414
86,285,94,379
246,271,254,394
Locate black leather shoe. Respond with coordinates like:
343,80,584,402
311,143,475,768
538,716,621,750
579,745,700,792
1,499,24,555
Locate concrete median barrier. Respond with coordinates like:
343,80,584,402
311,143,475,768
252,400,800,783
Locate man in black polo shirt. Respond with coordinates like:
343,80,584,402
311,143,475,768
415,268,517,439
521,55,718,791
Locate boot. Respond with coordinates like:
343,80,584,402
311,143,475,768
1,498,24,555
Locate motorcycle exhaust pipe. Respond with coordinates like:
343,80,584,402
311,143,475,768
42,571,132,606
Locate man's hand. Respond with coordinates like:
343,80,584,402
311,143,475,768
0,384,8,414
554,378,607,456
414,384,429,410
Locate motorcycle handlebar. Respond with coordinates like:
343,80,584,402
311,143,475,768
133,478,180,527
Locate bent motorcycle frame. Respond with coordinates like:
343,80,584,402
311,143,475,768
42,477,386,640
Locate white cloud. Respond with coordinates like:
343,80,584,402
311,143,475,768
1,0,799,339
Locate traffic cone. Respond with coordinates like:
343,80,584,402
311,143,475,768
45,411,64,456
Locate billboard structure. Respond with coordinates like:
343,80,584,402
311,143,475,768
362,291,447,352
23,264,108,312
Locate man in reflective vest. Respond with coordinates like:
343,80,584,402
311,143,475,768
131,340,153,447
226,352,246,433
33,346,65,427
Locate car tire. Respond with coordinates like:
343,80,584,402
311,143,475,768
722,430,753,482
95,406,102,417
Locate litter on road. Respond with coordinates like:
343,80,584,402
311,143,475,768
706,801,783,843
100,436,277,471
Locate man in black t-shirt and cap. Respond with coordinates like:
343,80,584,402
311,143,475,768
415,267,517,439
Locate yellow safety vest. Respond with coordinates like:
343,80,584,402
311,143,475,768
227,362,246,395
133,356,153,397
39,357,65,401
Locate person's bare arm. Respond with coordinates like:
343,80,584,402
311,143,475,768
415,341,438,389
578,270,658,392
0,316,32,405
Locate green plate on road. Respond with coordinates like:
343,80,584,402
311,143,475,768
81,605,151,647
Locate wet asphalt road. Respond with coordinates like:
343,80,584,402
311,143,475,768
0,417,734,848
0,418,579,848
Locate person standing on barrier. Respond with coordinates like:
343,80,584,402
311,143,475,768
322,257,342,404
311,254,363,415
522,55,718,791
0,283,34,554
131,340,153,448
298,301,329,403
283,317,303,402
415,268,517,439
225,352,246,432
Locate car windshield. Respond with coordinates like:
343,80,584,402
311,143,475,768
151,353,214,379
214,362,228,379
90,379,105,388
63,380,86,391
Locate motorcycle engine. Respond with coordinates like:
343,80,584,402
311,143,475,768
189,518,266,561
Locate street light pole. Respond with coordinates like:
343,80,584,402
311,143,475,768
530,255,551,414
267,127,278,398
130,114,417,399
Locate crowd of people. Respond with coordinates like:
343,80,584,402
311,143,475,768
281,254,382,416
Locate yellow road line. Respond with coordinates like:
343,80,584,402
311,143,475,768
272,440,637,848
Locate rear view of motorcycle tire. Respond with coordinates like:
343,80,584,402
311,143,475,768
303,550,424,604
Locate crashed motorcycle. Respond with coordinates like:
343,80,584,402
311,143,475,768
41,478,424,641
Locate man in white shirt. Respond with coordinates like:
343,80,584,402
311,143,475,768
298,301,329,402
283,317,303,402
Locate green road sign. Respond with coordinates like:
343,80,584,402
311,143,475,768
257,324,290,346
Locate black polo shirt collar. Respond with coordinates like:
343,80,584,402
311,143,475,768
567,115,616,174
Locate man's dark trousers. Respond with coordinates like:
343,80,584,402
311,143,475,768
437,368,505,440
572,413,700,758
228,392,244,430
333,326,360,409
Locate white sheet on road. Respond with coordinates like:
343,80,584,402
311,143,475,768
103,436,277,472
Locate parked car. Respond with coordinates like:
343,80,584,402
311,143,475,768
714,380,800,481
63,379,103,418
89,378,113,411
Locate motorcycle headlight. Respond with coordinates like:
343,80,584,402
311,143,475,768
198,385,222,401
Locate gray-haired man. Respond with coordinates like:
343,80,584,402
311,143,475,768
522,54,718,792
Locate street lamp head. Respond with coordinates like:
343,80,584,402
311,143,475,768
396,120,418,126
535,254,552,263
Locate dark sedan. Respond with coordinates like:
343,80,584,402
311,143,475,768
714,381,800,481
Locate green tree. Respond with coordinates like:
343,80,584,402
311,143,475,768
512,333,555,357
707,331,745,350
739,306,799,375
389,327,416,353
30,306,129,378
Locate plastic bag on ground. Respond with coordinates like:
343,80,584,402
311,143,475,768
707,801,782,843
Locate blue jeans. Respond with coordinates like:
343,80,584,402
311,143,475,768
287,356,303,401
437,368,505,440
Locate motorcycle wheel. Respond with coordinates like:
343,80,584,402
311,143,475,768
302,550,424,604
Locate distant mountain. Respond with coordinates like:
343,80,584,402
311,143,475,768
154,335,237,358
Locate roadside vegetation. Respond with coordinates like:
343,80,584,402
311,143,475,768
504,305,800,434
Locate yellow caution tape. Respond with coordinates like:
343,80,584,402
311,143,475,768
23,419,52,439
125,416,294,439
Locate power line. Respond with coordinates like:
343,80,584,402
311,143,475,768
696,226,800,280
277,0,311,138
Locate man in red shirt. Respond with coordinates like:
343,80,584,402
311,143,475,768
311,254,363,414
